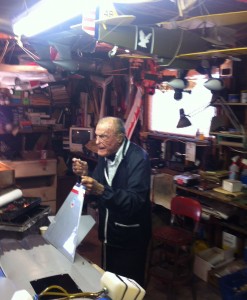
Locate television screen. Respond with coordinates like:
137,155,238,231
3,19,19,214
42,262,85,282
69,127,94,152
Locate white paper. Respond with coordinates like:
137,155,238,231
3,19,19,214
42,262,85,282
185,142,196,162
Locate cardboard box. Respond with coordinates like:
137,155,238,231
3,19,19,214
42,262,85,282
0,162,15,189
193,247,234,281
222,231,238,251
222,179,242,192
208,260,247,289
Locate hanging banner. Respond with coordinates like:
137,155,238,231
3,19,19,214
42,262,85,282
125,86,143,139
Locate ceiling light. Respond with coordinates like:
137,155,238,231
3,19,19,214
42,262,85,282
13,0,85,37
114,0,160,2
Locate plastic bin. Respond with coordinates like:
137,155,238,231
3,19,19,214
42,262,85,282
219,268,247,300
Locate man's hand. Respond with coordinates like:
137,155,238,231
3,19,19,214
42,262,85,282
81,176,104,196
72,158,88,176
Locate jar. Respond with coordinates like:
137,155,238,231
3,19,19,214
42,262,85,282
228,94,239,103
241,90,247,103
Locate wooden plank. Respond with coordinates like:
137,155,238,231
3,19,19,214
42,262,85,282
0,162,14,189
8,159,57,178
22,186,56,202
218,141,245,147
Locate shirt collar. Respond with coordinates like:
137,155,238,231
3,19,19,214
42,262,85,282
105,138,126,164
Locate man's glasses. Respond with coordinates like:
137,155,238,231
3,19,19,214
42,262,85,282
95,134,111,141
95,133,118,142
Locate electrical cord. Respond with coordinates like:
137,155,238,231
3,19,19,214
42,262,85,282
34,286,110,299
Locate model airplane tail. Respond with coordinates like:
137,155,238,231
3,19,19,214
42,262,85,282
82,7,97,36
44,183,95,262
95,2,135,26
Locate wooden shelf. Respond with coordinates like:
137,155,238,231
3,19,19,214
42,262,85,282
210,132,247,148
0,103,50,107
212,102,247,106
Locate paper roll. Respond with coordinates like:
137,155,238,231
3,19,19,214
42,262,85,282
0,189,23,207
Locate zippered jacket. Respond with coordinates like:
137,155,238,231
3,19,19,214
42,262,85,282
91,142,152,249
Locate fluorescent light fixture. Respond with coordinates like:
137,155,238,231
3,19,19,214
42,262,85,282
114,0,160,2
13,0,89,37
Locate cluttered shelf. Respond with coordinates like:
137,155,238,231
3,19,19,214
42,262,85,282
175,179,247,249
209,131,247,148
176,184,247,212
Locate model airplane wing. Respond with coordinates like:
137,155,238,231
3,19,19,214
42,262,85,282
176,47,247,60
159,10,247,30
27,28,96,70
95,2,135,26
0,63,55,89
95,15,136,26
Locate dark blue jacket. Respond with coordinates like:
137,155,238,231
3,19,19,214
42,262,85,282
91,141,152,249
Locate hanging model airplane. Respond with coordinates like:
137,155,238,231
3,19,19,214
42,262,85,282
0,32,56,90
17,1,137,75
97,9,247,69
158,10,247,30
0,63,55,90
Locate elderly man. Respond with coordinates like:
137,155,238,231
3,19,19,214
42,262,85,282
72,116,151,287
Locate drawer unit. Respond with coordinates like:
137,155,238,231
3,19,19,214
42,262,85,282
6,159,57,214
8,160,57,178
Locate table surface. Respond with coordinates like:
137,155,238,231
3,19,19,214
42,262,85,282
0,234,102,299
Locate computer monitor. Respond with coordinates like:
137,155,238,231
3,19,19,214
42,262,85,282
69,127,94,153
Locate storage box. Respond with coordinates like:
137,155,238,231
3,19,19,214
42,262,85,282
208,260,247,289
222,231,238,251
193,247,234,281
223,179,242,192
219,268,247,300
0,162,15,189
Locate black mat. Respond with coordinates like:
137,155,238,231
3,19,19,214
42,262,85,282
30,273,81,299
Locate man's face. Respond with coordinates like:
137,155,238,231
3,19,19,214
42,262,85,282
95,121,122,157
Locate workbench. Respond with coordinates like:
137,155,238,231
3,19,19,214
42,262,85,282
176,184,247,254
6,159,57,214
0,234,102,299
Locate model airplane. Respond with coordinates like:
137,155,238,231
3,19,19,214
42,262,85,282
176,47,247,60
96,8,247,69
19,2,134,75
1,3,246,79
95,1,136,26
0,62,55,90
158,10,247,30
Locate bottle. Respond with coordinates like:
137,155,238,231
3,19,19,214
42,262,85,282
229,155,240,180
244,239,247,262
240,159,247,186
195,129,200,140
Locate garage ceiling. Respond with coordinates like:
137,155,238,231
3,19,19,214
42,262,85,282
0,0,246,67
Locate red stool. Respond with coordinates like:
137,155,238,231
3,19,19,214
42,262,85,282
148,196,202,300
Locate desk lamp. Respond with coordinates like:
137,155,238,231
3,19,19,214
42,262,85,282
177,108,191,128
204,78,245,135
177,78,245,138
168,78,191,101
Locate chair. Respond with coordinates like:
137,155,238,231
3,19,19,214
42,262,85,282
147,196,202,300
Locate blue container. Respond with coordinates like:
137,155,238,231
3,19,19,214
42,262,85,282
219,268,247,300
